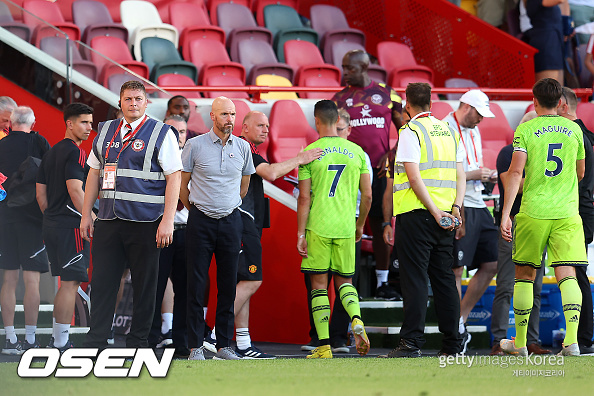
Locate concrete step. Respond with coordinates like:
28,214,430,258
360,300,443,326
0,326,89,347
365,325,490,350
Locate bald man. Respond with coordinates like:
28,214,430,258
333,50,403,300
230,111,322,359
180,97,255,360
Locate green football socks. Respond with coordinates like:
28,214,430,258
513,279,534,348
558,276,582,346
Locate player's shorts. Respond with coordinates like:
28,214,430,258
301,230,355,278
237,212,263,282
0,221,49,272
513,213,588,269
453,207,499,271
43,225,90,282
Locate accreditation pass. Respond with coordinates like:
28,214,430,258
103,163,117,189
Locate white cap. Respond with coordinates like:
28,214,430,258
459,89,495,118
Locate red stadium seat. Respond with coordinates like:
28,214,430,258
284,40,341,98
23,0,81,47
107,72,143,94
577,102,594,133
187,39,246,89
252,0,299,27
267,100,318,192
231,99,252,137
169,2,225,61
186,99,209,136
90,36,149,86
481,147,498,170
238,40,294,85
444,78,479,100
208,0,249,25
0,1,31,42
431,101,454,119
264,4,318,63
477,102,514,149
377,41,434,89
397,76,439,100
72,0,128,49
157,73,201,99
40,36,97,81
217,3,273,62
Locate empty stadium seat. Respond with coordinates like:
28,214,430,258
107,72,143,94
40,36,97,81
431,101,454,119
255,74,298,99
157,73,201,99
232,99,251,136
310,4,365,64
444,78,479,100
331,41,387,84
477,102,514,150
267,100,318,192
217,3,273,62
377,41,434,88
187,38,246,91
186,100,209,136
238,40,294,84
577,102,594,132
253,0,299,27
481,147,498,171
264,4,318,63
208,0,249,25
23,0,81,47
120,0,178,61
90,36,149,86
0,1,31,42
168,2,225,61
284,40,340,99
72,0,128,49
140,37,197,83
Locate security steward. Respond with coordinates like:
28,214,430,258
381,83,466,358
81,81,182,348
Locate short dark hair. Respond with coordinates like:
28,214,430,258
405,83,431,110
63,103,93,123
533,78,562,109
561,86,578,112
120,80,146,97
167,95,188,109
314,100,338,125
164,114,186,124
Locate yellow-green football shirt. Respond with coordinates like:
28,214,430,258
513,115,585,219
298,137,369,238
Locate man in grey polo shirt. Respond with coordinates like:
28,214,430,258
180,97,255,360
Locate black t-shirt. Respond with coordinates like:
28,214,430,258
239,137,268,230
0,131,51,224
496,144,523,221
575,119,594,217
37,139,87,228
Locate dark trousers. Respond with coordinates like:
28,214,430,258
148,227,188,350
578,212,594,347
186,207,241,349
84,219,160,348
394,210,462,353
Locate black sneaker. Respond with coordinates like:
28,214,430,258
331,343,350,354
47,337,74,353
379,339,421,358
1,339,24,355
375,283,402,301
22,340,41,350
300,339,319,351
235,344,276,359
156,330,173,348
203,331,217,353
173,347,191,359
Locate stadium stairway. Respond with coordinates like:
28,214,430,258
360,300,491,350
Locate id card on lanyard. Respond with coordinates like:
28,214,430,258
102,116,147,190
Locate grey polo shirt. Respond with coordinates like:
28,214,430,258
182,129,255,219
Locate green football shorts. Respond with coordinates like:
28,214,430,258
301,230,355,277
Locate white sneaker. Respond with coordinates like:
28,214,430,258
500,339,528,357
188,347,205,360
213,347,243,360
557,343,580,356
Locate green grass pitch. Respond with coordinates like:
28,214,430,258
2,356,594,396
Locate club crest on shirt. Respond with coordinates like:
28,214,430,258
132,139,145,152
371,94,382,104
346,98,353,107
249,265,258,273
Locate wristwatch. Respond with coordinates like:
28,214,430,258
381,221,391,228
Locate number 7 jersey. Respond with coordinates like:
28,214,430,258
298,136,369,238
513,115,585,219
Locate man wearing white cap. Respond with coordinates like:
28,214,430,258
442,89,498,354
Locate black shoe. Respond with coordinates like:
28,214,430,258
47,337,74,354
579,344,594,354
375,283,402,301
173,347,191,359
379,339,421,358
301,339,319,351
156,330,173,348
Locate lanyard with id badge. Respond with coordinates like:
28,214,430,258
102,116,147,190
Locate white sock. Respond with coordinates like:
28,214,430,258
161,312,173,334
111,313,116,328
236,328,251,350
203,307,208,319
211,326,216,341
25,325,36,344
54,323,70,348
376,270,389,288
459,316,466,334
4,326,17,344
52,317,56,338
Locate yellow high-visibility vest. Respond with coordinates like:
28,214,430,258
393,116,459,215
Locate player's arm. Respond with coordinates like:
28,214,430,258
499,169,525,193
382,176,394,245
156,170,181,248
577,158,585,181
81,168,99,241
356,173,372,242
297,177,312,258
36,182,48,213
256,148,323,182
240,174,251,198
180,171,191,210
391,102,403,130
500,151,527,242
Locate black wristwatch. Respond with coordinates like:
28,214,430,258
381,221,391,228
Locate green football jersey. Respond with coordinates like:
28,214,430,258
298,136,369,238
513,115,585,219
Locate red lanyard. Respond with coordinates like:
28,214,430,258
453,112,479,166
105,116,148,161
